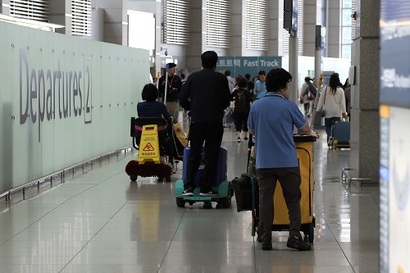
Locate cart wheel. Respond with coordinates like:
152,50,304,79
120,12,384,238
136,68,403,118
157,177,164,182
251,211,256,236
303,234,309,242
165,176,172,182
202,202,213,209
130,175,138,182
309,223,315,243
176,197,185,208
220,197,232,208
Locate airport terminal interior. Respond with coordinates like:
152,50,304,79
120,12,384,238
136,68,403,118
0,112,379,273
0,1,387,272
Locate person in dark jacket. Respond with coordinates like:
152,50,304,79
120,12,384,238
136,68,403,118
137,83,173,166
231,77,251,142
158,63,182,120
179,51,231,196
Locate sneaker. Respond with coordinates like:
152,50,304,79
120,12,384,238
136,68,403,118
286,235,311,251
237,137,241,143
244,136,249,140
182,187,194,196
199,190,218,196
327,136,334,147
261,241,272,251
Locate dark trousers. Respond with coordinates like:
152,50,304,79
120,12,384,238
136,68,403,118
185,122,224,191
324,117,341,142
233,111,249,133
256,167,302,243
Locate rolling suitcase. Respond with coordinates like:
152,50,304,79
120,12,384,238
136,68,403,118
331,121,350,148
174,147,232,208
181,147,227,188
252,135,316,242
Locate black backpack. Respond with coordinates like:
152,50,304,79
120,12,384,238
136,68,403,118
234,89,248,112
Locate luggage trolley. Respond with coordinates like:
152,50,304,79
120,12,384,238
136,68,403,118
251,135,316,243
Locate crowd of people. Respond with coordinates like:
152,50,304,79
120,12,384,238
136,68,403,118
136,51,357,252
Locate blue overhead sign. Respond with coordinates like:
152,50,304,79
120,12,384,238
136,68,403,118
380,1,410,107
216,56,282,78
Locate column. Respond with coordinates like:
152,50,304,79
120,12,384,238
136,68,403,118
266,0,282,56
94,0,127,46
302,0,319,57
350,0,380,183
326,0,342,58
185,0,205,71
49,0,70,35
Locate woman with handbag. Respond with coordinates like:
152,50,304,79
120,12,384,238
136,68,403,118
316,73,348,146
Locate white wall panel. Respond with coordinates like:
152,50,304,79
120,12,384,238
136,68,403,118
0,21,149,191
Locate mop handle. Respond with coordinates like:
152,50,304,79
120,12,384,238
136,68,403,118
163,64,169,104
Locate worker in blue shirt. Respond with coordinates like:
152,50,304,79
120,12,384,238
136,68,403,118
248,68,319,251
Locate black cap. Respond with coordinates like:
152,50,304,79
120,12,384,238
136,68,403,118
166,63,177,69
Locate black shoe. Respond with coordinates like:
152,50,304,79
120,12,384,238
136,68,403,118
182,187,194,196
256,235,262,243
287,235,311,251
261,241,272,251
244,136,249,140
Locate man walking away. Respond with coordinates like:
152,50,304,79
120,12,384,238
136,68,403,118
179,51,231,196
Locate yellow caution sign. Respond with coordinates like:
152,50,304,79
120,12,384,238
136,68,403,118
138,124,160,164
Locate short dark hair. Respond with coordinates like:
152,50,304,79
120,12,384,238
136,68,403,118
201,51,218,69
244,73,251,80
224,70,231,76
237,77,248,88
266,68,292,92
141,83,158,101
258,70,266,76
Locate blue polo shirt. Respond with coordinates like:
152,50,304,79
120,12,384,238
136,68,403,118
253,80,267,99
247,92,307,168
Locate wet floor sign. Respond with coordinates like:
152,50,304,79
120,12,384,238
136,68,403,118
138,124,160,164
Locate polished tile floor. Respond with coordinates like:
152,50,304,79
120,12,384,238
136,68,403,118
0,125,379,273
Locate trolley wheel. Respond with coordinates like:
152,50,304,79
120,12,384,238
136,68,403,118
303,234,309,242
130,175,138,182
165,176,172,182
176,197,185,208
308,223,314,243
157,177,164,182
202,202,213,209
219,197,232,208
251,211,257,236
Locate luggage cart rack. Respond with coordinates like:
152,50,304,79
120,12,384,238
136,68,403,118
341,167,372,188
